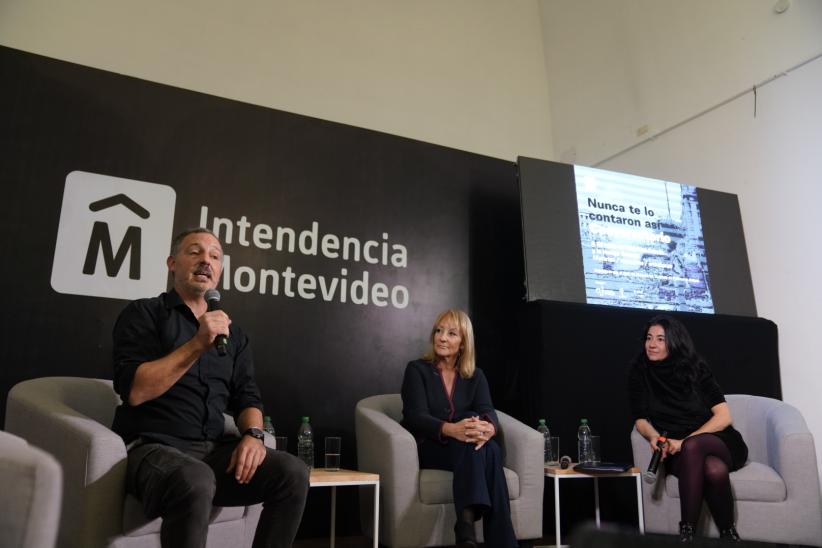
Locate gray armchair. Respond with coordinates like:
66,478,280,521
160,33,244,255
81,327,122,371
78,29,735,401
355,394,543,547
5,377,271,548
631,394,822,545
0,429,63,548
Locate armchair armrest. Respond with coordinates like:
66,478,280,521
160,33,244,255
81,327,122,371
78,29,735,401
768,404,821,506
631,427,653,471
496,410,544,501
496,410,544,539
355,400,420,536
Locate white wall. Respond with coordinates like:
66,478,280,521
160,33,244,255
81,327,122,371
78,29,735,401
540,0,822,165
601,52,822,427
0,0,554,161
540,0,822,475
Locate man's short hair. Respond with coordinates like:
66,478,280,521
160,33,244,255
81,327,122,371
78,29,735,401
169,228,222,257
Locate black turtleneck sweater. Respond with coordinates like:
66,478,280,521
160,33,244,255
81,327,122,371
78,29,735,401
629,357,748,470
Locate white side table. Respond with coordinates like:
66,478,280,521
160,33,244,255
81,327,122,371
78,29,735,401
309,468,380,548
544,465,644,547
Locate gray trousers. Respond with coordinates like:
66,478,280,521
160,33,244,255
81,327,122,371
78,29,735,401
127,439,309,548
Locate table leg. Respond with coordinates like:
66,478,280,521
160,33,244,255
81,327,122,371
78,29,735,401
330,486,336,548
554,475,561,547
635,474,645,533
373,483,380,548
593,477,601,528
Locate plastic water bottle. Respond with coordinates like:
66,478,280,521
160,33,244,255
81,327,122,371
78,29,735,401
578,418,593,464
537,419,552,465
263,415,275,437
297,416,314,468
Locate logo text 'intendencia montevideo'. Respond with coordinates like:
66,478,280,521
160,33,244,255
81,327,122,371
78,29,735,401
197,206,410,309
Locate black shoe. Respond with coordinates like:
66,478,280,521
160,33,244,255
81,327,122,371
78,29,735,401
720,526,741,542
679,521,695,542
454,521,478,548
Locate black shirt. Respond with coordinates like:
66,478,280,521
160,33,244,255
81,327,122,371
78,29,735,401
629,357,748,469
111,289,263,449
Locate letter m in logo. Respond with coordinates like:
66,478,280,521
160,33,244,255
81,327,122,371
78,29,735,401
83,222,142,279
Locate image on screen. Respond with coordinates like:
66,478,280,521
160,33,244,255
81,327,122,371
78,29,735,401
574,165,714,313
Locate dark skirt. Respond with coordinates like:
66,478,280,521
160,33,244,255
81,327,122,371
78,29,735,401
712,425,748,470
667,425,748,471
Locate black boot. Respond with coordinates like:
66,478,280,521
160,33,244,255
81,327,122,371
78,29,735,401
679,521,695,542
720,525,740,542
454,521,477,548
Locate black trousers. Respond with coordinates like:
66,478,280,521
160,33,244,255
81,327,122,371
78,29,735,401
418,437,518,548
127,439,309,548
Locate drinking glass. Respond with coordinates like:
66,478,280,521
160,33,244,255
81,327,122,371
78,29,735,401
590,435,601,464
547,437,560,465
324,436,341,471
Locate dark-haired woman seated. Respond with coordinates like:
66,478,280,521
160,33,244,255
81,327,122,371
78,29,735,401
629,314,748,542
401,309,517,548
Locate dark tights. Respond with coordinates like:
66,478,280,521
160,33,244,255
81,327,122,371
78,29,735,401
667,433,734,529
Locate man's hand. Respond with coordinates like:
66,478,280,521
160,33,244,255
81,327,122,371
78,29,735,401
195,310,232,351
227,435,266,484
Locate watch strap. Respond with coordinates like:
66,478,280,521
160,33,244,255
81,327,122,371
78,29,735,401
243,427,264,440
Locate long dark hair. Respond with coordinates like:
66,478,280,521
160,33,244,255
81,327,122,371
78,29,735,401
634,314,707,387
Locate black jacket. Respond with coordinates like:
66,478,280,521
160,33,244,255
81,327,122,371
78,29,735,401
400,359,499,443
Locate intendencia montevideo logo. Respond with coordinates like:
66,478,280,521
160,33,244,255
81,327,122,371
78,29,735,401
197,206,411,309
51,171,176,300
50,171,411,309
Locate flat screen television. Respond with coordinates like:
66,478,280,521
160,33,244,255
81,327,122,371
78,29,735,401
518,157,756,316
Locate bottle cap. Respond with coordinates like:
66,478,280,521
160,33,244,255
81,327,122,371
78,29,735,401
264,415,272,422
581,418,588,424
302,416,309,422
538,419,546,425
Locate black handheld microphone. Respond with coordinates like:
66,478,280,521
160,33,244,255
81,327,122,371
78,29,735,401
643,431,668,484
204,289,229,356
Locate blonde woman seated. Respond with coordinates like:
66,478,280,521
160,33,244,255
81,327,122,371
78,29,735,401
401,309,517,548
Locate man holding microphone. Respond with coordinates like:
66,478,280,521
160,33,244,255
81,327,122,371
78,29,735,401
111,228,308,548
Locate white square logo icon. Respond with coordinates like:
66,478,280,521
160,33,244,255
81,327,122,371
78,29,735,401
51,171,176,300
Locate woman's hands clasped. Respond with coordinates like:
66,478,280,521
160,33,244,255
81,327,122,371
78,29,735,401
444,416,496,450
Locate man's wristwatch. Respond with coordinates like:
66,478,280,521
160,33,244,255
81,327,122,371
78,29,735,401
243,427,265,441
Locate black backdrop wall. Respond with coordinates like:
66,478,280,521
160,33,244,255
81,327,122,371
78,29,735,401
0,46,523,537
1,45,782,539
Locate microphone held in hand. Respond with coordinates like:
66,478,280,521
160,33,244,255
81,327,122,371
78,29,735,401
204,289,229,356
643,432,668,484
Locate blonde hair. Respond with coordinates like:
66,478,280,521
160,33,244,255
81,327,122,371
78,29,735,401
423,309,476,379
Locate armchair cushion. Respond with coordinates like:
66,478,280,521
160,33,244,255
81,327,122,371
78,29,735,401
121,496,248,536
664,461,786,502
418,467,520,505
